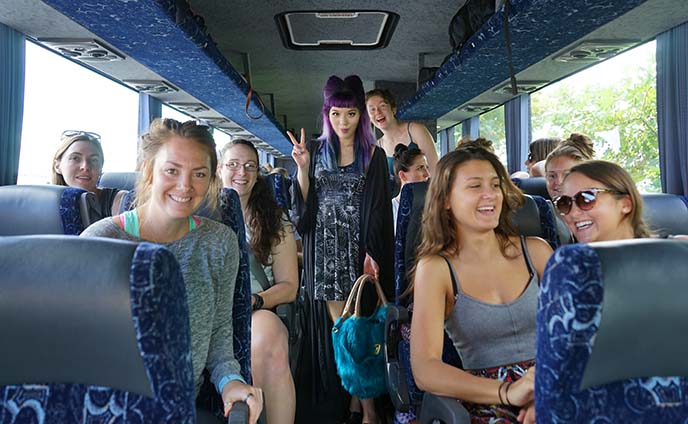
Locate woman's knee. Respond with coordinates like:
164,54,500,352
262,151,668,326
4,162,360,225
251,310,289,364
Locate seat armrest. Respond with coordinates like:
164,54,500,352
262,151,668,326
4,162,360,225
275,302,295,333
419,393,470,424
385,304,411,411
227,401,249,424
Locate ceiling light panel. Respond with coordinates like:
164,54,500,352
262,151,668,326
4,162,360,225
39,38,124,62
123,80,178,94
459,103,499,113
168,102,209,113
494,80,549,95
554,40,639,63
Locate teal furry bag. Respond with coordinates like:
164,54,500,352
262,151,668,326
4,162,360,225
332,274,390,399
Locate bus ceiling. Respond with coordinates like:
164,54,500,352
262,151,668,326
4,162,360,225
1,0,687,151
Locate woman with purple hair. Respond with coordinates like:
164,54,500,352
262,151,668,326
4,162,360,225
289,75,393,424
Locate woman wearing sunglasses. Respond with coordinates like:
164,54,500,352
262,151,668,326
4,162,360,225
554,160,652,243
52,130,126,222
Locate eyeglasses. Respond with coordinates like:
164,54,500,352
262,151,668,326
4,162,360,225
223,161,258,172
61,130,101,142
553,188,625,216
527,152,533,162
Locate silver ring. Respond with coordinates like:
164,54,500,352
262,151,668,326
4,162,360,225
243,393,254,402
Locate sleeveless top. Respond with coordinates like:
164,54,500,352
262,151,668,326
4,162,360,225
443,237,538,370
245,213,294,294
386,122,419,175
119,209,199,237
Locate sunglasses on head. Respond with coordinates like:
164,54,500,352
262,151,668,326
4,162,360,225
61,130,101,142
553,188,624,216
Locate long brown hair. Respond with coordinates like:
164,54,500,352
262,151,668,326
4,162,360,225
566,160,652,238
219,139,286,265
135,118,220,211
406,145,524,295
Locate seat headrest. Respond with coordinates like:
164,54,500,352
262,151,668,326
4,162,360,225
540,239,688,390
512,195,542,237
512,177,550,199
0,185,88,235
642,193,688,237
404,181,430,273
0,236,156,396
99,172,139,191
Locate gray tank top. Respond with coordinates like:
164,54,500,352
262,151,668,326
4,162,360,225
443,237,538,370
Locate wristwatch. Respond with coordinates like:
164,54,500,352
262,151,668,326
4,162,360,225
252,293,264,311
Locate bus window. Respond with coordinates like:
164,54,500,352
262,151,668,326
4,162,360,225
212,129,233,148
479,105,507,165
18,40,139,185
531,41,659,192
161,103,194,123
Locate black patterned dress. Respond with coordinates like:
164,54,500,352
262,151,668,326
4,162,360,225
292,141,394,421
313,162,365,301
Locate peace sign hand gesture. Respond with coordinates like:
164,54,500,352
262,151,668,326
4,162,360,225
288,128,310,171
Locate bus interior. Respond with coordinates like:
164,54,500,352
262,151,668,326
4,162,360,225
2,0,688,423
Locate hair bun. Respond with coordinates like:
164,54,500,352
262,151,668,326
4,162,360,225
343,75,365,108
393,143,408,159
323,75,345,100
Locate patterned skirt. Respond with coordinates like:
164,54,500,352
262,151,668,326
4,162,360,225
463,359,535,424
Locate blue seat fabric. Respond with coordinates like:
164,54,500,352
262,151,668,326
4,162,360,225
536,243,688,422
0,240,195,423
265,173,291,212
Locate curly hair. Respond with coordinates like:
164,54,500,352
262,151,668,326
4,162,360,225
219,139,286,265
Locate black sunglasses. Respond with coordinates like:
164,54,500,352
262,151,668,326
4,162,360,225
553,188,624,216
61,130,101,141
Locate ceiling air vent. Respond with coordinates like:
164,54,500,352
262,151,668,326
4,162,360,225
197,117,230,126
494,80,548,95
275,11,399,50
554,40,639,63
220,126,247,133
123,80,178,94
39,38,124,62
459,103,499,114
169,102,209,113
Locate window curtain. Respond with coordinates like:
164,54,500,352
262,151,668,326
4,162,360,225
504,94,531,174
461,116,480,140
657,22,688,195
0,24,25,186
138,93,162,136
439,127,455,156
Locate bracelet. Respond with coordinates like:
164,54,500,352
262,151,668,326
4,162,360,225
251,293,264,311
497,381,506,405
504,381,514,406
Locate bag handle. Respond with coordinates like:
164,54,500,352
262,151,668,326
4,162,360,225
353,275,388,317
339,274,369,321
